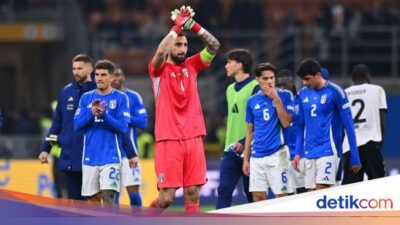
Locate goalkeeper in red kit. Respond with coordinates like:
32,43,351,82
148,6,220,212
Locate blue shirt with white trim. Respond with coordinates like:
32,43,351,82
121,89,148,158
296,81,361,166
283,95,299,160
246,88,295,158
74,89,130,166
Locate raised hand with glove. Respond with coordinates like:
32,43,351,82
170,5,220,57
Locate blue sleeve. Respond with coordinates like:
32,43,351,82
282,91,295,116
40,96,63,152
121,132,137,158
74,95,94,132
252,85,260,95
102,94,130,134
245,100,253,123
129,93,148,129
295,98,305,157
335,93,361,166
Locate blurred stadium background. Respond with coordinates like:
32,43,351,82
0,0,400,209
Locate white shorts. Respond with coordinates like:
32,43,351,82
82,163,121,196
249,145,293,195
121,157,142,187
290,158,305,189
303,155,337,189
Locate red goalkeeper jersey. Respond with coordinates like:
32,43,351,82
148,53,210,141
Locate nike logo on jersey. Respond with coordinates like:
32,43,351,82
232,104,239,113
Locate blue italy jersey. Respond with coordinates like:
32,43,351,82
246,89,295,158
283,95,299,160
296,81,360,166
74,89,130,166
121,89,148,158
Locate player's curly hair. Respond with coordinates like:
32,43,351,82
255,62,276,77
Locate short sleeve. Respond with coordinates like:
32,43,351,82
378,86,387,110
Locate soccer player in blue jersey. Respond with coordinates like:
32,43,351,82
242,63,294,201
74,60,137,205
293,58,361,191
276,69,306,194
111,68,148,207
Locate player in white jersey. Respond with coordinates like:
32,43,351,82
342,64,387,184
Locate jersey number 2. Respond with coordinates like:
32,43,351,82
352,99,366,124
311,104,317,117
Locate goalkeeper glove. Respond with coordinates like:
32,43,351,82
171,6,202,34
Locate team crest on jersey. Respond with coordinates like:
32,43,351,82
110,100,117,109
182,68,189,77
320,94,327,104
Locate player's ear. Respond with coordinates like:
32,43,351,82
238,62,243,71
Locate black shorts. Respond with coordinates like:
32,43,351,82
341,141,385,185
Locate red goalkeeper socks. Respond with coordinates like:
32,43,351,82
185,201,200,212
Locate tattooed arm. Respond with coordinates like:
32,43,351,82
151,32,176,70
197,29,220,55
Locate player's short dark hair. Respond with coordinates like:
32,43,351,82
72,54,92,64
255,62,276,77
352,64,371,83
296,58,321,78
95,59,116,74
277,69,294,78
178,32,187,38
225,49,253,73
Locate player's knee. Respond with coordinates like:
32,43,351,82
252,193,265,202
101,190,116,204
126,185,139,193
